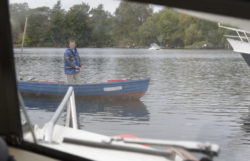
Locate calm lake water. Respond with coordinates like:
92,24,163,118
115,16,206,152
15,48,250,161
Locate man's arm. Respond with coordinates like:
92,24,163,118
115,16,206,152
64,51,76,68
76,49,84,69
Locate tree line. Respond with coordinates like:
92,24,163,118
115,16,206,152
10,1,232,48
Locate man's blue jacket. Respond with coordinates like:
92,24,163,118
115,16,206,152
64,48,81,74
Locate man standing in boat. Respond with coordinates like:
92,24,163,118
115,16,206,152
64,40,84,84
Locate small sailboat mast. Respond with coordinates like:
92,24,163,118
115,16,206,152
21,17,28,52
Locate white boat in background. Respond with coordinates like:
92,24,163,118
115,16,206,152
17,87,220,161
177,8,250,67
219,23,250,66
149,43,161,50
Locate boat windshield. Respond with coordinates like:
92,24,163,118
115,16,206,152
8,0,250,161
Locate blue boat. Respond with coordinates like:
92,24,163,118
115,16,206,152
18,78,150,101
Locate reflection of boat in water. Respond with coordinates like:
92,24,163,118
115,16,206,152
76,99,150,122
22,96,150,122
240,107,250,135
20,87,219,161
148,43,161,50
22,96,62,111
18,78,150,101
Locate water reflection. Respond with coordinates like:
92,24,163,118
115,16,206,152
15,48,250,161
240,107,250,137
22,96,150,128
22,96,62,111
15,54,65,81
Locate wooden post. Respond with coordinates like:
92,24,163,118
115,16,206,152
65,100,71,127
21,17,28,52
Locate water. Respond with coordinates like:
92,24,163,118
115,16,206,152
15,48,250,161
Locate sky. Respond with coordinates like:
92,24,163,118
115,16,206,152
9,0,163,14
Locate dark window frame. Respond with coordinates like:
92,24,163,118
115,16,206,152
1,0,250,160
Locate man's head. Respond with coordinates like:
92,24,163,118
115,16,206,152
69,40,76,49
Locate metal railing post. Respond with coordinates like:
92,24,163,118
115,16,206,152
65,100,71,127
236,31,243,41
70,91,78,129
43,86,78,142
18,92,37,144
218,23,250,44
243,31,250,43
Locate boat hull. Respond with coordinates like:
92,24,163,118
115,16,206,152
226,38,250,67
18,78,150,101
241,53,250,67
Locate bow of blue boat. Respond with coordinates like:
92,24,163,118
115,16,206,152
18,78,150,101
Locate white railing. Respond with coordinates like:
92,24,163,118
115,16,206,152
43,86,78,142
109,137,220,156
63,136,220,158
19,92,37,144
218,23,250,43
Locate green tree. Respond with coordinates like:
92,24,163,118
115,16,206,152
138,9,184,48
26,7,51,46
49,0,66,46
9,2,232,49
113,1,153,47
184,23,202,46
139,8,230,48
63,3,91,47
17,32,31,46
89,4,113,47
138,12,161,46
9,3,30,45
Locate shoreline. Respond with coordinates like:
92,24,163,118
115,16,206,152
13,47,231,50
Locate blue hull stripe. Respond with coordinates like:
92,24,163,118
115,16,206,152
18,78,150,96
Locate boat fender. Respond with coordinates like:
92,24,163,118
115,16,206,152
114,134,150,147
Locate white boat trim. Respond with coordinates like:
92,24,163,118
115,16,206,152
226,38,250,54
103,86,123,91
219,23,250,55
21,87,219,161
109,137,219,155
